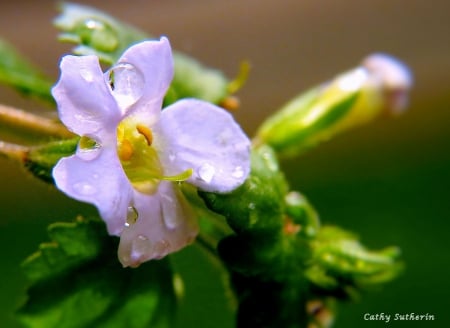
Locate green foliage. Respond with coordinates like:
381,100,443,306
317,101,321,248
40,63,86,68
24,137,79,183
18,217,176,328
55,2,230,106
306,226,403,293
0,38,54,103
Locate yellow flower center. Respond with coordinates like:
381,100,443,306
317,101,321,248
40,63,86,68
117,118,163,194
116,117,193,194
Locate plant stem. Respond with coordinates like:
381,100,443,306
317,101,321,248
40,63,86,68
0,103,74,139
0,140,29,161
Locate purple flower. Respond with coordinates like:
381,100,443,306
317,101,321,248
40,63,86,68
52,37,250,267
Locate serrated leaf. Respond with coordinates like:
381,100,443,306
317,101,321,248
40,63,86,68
18,217,176,328
55,2,230,106
0,38,54,103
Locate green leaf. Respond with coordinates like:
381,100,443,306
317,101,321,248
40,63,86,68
200,145,288,236
24,137,79,183
0,38,54,103
306,225,403,293
18,217,176,328
55,2,230,106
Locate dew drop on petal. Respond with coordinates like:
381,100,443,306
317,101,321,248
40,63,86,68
73,182,96,196
197,163,215,183
79,68,94,82
125,206,139,227
231,166,245,179
168,150,177,162
153,239,171,259
77,136,101,161
131,234,153,259
107,62,145,112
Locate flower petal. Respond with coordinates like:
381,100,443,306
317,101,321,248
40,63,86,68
154,99,251,193
53,148,133,236
118,181,198,268
52,55,121,139
116,37,174,122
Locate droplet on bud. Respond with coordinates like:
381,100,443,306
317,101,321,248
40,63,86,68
107,62,145,111
77,18,119,52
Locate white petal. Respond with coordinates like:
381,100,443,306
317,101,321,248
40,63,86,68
118,181,198,268
115,37,174,123
154,99,251,193
52,55,121,139
53,148,133,236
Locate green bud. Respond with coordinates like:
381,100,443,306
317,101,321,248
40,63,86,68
55,3,231,106
255,54,412,157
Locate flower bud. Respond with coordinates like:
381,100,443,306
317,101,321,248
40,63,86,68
255,54,412,157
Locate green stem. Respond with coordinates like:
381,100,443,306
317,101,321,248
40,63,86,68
0,103,74,139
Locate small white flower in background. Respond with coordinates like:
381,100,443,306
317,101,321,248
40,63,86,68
52,37,250,267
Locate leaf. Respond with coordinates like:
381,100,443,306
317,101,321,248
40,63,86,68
0,38,54,103
199,145,288,236
18,217,176,328
306,225,403,294
24,137,79,183
54,2,230,106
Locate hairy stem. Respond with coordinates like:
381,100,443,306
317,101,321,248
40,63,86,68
0,140,29,161
0,103,73,139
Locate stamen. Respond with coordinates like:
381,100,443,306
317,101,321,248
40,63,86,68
161,168,193,182
119,139,134,161
136,124,153,146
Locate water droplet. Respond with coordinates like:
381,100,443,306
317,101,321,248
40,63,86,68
153,239,171,259
107,62,145,111
261,151,278,172
73,182,96,196
168,150,176,162
197,163,215,183
131,235,153,258
231,166,245,179
125,206,139,227
77,136,101,161
79,68,94,82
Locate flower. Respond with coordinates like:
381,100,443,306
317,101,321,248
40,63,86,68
52,37,251,267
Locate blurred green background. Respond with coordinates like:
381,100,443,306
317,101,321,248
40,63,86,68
0,0,449,327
